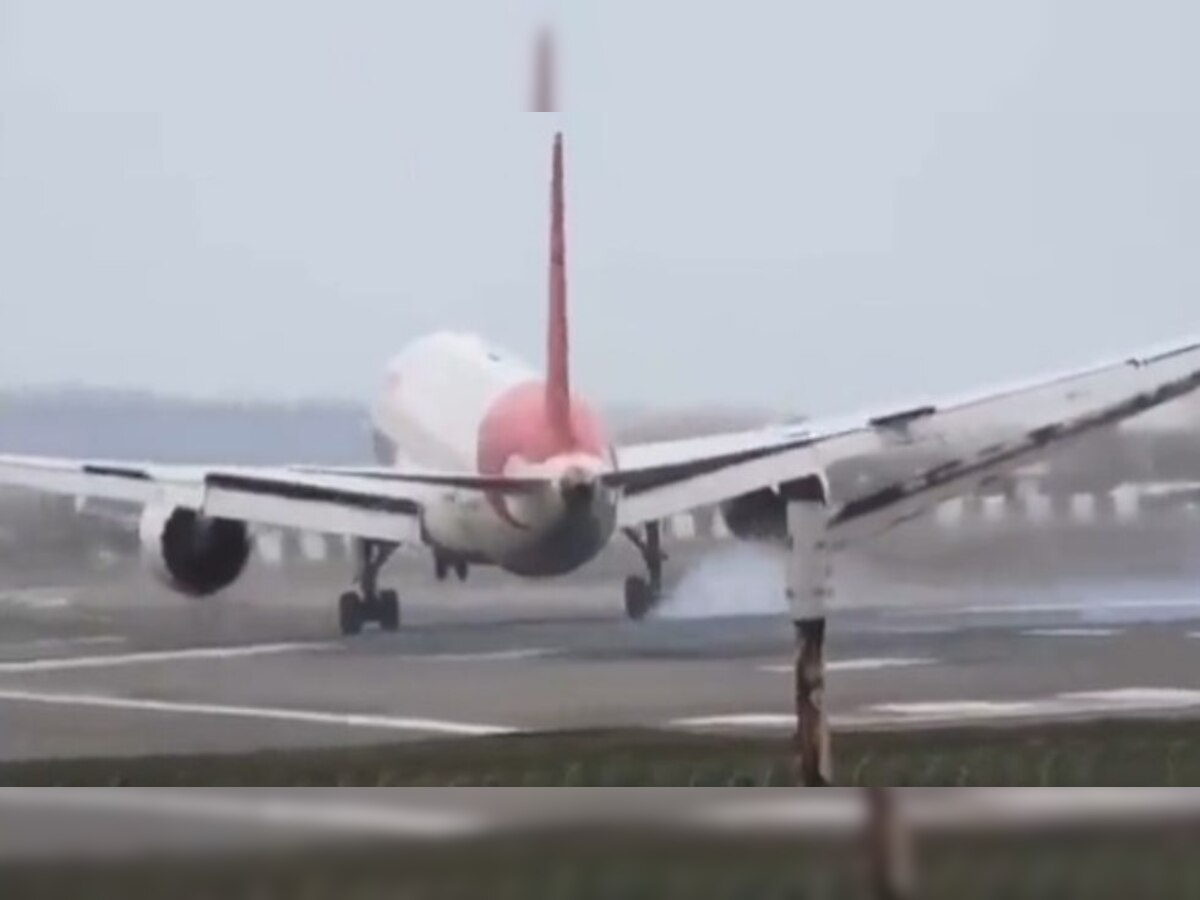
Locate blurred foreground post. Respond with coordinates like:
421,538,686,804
531,27,558,112
865,788,916,900
784,477,834,786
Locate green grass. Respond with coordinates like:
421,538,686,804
5,717,1200,785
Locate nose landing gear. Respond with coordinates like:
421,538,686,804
339,539,400,636
623,521,665,621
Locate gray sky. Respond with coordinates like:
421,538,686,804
1,0,1197,415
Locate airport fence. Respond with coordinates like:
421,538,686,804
4,789,1200,899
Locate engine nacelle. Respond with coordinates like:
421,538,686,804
720,475,832,544
138,504,252,597
720,488,789,543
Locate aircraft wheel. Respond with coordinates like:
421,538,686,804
624,576,659,622
378,589,401,632
454,560,469,582
434,557,449,582
339,591,364,637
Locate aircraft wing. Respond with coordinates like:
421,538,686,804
613,335,1200,548
0,458,546,545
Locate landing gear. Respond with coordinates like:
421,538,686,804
623,521,665,621
434,554,470,583
339,540,400,636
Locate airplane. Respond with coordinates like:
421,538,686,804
3,131,1200,637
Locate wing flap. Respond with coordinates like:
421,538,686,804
615,333,1200,533
0,456,163,505
204,475,420,543
0,458,447,543
829,360,1200,545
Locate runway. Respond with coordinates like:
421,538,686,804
3,548,1200,762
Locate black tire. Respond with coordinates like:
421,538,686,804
434,557,449,582
338,591,363,637
378,589,401,632
454,561,469,582
624,576,658,622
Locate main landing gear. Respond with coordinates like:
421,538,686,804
339,539,400,636
434,553,469,583
623,521,666,621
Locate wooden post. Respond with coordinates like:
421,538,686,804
864,788,915,900
783,476,834,787
793,617,831,786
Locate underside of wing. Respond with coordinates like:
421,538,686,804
613,334,1200,537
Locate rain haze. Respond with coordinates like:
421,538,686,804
1,0,1198,416
8,1,1200,805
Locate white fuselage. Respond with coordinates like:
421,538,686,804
369,332,617,576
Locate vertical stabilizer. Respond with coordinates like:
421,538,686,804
546,132,572,438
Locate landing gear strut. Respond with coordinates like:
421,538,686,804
434,554,470,583
623,521,666,621
339,540,400,636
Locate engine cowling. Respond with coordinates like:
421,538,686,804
719,474,833,544
720,488,789,543
139,505,252,597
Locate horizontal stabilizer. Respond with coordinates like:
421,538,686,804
287,466,550,495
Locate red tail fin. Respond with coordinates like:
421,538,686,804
546,132,572,438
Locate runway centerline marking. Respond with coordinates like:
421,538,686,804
0,642,335,674
0,689,519,737
759,658,936,674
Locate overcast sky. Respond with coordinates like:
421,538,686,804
1,0,1197,415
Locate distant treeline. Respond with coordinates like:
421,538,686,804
0,387,783,465
0,387,371,464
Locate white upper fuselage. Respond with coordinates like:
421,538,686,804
369,332,617,575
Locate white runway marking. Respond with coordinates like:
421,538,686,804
0,789,488,838
671,714,800,730
861,626,961,636
759,658,936,675
1024,628,1121,638
0,635,126,652
0,689,518,737
0,642,334,674
670,688,1200,732
414,648,554,663
906,598,1200,616
868,689,1200,724
0,591,72,611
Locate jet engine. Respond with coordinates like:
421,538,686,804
719,474,834,544
719,488,789,543
138,504,252,597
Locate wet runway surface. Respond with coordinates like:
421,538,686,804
2,555,1200,762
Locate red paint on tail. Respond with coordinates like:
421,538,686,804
546,132,572,439
475,132,612,527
